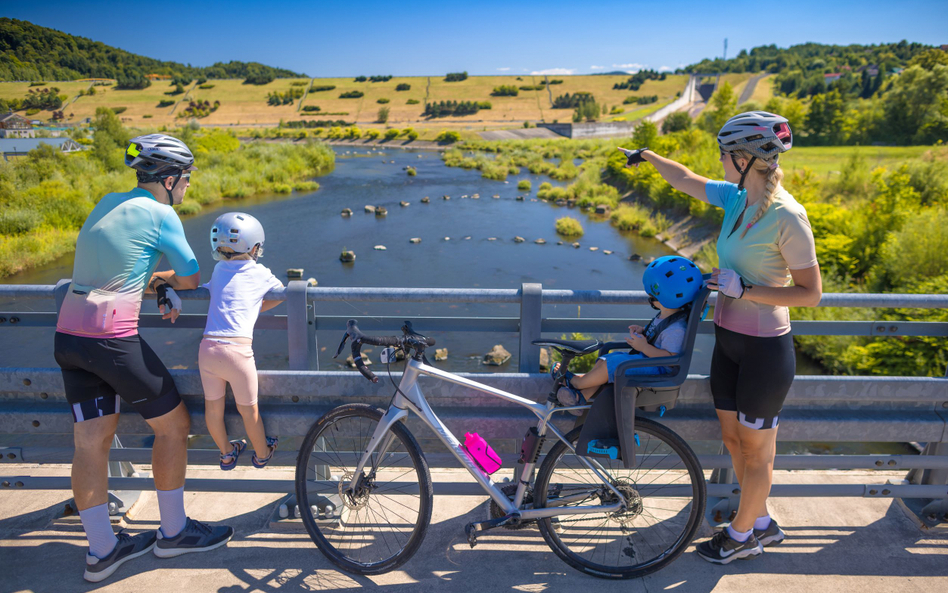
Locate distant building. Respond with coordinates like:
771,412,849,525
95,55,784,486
0,113,34,138
146,74,173,81
0,137,83,161
823,72,843,83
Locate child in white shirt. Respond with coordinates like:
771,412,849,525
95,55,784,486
200,212,284,470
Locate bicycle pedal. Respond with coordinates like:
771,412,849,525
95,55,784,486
464,523,478,548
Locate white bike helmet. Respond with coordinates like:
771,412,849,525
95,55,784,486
717,111,792,159
126,134,197,205
717,111,792,190
126,134,197,176
210,212,265,261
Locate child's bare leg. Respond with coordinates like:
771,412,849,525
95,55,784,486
237,403,269,459
571,359,609,391
204,398,231,454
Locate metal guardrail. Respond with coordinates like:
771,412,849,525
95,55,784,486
1,281,946,525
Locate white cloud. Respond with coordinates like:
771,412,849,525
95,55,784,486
497,67,511,71
531,68,576,75
590,65,604,70
613,63,646,72
658,65,672,72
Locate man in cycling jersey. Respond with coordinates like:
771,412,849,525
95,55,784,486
54,134,233,583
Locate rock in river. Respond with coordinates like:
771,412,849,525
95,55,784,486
482,344,512,366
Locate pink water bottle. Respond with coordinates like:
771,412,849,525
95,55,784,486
463,432,502,475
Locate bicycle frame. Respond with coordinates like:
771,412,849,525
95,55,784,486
347,357,627,521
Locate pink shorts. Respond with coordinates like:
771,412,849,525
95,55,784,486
198,338,259,406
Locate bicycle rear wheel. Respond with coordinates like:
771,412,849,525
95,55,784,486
534,416,706,579
295,404,433,575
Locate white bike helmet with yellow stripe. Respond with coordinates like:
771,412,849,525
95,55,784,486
126,134,197,205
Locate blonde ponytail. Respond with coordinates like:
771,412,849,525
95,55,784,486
738,151,784,238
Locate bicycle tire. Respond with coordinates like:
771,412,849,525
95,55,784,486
295,403,433,575
533,417,706,579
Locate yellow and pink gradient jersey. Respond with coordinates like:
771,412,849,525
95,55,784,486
56,188,199,338
705,180,817,338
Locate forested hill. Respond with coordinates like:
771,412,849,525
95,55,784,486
0,18,303,85
684,41,944,98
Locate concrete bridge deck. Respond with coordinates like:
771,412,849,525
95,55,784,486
2,464,946,593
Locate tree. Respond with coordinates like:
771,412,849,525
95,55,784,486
377,106,390,124
804,89,846,145
661,111,692,134
92,107,130,171
909,49,948,71
699,81,737,134
632,120,658,148
881,64,948,144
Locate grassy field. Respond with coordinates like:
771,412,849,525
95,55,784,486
747,74,775,105
780,145,937,178
0,74,689,128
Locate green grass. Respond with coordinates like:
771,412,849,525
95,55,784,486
781,146,936,178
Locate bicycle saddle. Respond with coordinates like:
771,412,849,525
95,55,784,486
532,338,602,354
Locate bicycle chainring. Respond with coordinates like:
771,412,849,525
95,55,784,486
488,483,536,530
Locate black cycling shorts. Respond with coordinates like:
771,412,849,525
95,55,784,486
710,324,795,430
54,332,182,422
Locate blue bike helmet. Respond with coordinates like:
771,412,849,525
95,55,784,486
642,256,701,309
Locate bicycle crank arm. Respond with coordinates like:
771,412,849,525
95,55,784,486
464,512,522,547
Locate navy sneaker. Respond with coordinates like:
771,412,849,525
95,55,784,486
754,518,786,547
83,531,156,583
154,517,233,558
696,529,763,564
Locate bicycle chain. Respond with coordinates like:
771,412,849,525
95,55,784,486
489,482,641,528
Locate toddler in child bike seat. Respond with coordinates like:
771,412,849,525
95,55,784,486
199,212,283,470
553,256,701,413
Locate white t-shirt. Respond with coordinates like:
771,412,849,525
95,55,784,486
202,259,284,339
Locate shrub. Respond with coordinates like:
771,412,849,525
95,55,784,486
384,128,400,140
624,95,658,105
311,85,336,92
492,85,519,97
25,108,40,115
555,217,584,237
424,100,482,117
377,98,390,104
369,75,392,82
290,81,309,87
553,92,594,109
436,130,461,143
366,129,381,139
478,101,492,109
519,85,544,91
407,167,417,176
198,84,215,89
407,130,419,140
377,107,390,123
354,76,367,82
302,105,321,112
662,111,692,134
445,71,468,82
111,107,127,115
157,99,175,107
339,91,364,99
407,98,420,105
548,79,564,85
396,83,411,91
142,114,153,118
518,179,532,191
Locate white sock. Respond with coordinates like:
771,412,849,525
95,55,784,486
79,503,118,559
727,524,753,543
156,486,187,538
754,515,772,530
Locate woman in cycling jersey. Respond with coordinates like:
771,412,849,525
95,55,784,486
620,111,821,564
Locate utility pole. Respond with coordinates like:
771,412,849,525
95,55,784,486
723,38,728,61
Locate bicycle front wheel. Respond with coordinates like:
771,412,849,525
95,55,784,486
295,404,433,575
534,416,706,579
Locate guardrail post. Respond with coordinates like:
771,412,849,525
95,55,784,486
706,443,740,525
106,435,144,516
907,442,948,523
53,278,70,314
519,283,542,373
286,281,309,370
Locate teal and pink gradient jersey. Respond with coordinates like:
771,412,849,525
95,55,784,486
56,188,199,338
705,180,818,338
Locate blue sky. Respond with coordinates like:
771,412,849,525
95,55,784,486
6,1,947,77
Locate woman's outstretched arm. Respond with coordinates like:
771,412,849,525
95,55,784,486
635,149,712,203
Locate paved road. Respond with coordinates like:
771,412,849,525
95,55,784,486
738,74,768,106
